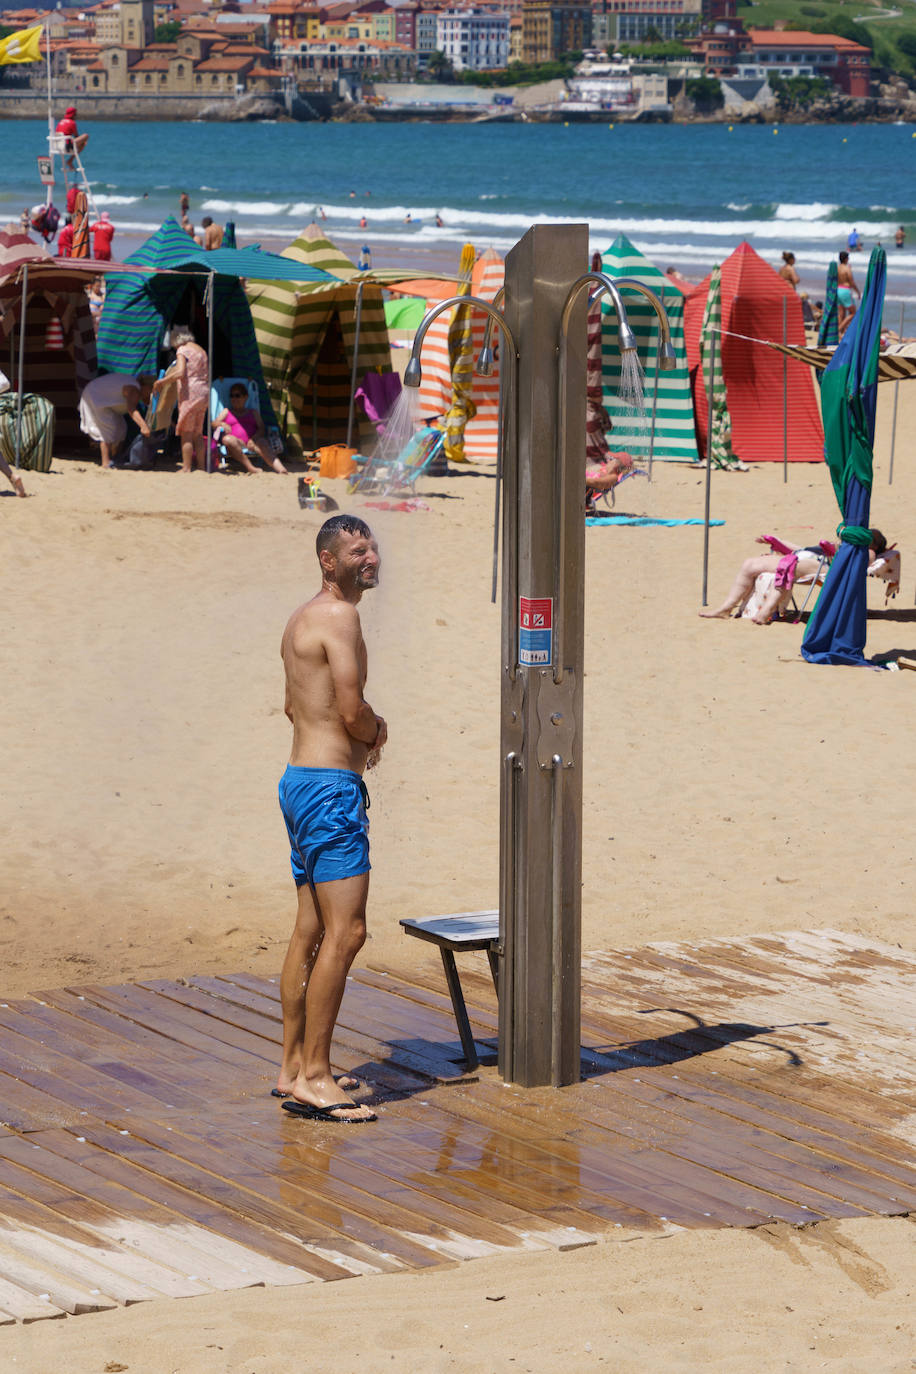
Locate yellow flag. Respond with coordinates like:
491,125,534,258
0,26,42,65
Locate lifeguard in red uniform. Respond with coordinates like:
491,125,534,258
55,106,88,168
91,211,115,261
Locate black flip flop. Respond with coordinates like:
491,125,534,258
281,1098,376,1124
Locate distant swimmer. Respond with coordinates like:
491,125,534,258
837,250,860,337
359,215,368,229
778,251,800,290
847,227,862,252
55,106,88,169
404,213,412,225
896,225,906,249
275,515,385,1124
435,213,444,228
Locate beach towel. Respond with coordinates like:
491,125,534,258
585,516,725,528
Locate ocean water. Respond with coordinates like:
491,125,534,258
1,117,915,314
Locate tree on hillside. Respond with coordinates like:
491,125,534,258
426,50,454,82
812,15,872,49
154,20,182,42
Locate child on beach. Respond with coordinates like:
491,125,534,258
212,383,288,475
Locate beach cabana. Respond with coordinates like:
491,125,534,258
413,249,504,464
682,242,824,464
96,218,334,432
247,226,391,453
599,235,699,464
0,227,97,451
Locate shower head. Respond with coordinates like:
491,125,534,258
476,287,505,377
660,336,678,370
618,318,638,353
403,354,422,388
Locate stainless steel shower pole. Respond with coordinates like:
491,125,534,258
499,224,587,1088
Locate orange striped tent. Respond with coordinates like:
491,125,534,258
414,249,504,465
682,241,823,464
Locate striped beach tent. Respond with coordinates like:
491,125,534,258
698,265,740,470
0,227,96,452
247,224,391,454
96,219,331,430
598,235,699,464
415,249,504,464
683,242,824,464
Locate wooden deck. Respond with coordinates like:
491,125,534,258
0,928,914,1322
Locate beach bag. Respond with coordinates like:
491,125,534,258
318,444,356,479
0,393,55,472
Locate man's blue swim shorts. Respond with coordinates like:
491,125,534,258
278,766,370,888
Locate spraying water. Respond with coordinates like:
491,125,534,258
370,384,421,468
616,349,651,459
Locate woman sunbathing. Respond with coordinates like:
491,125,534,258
700,531,887,624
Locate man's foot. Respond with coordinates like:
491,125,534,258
271,460,289,475
273,1072,360,1096
698,607,731,618
282,1098,376,1124
12,476,26,498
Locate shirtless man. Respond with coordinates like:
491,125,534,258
276,515,385,1124
837,251,860,338
201,216,223,251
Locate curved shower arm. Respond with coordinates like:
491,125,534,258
404,294,519,387
552,272,639,684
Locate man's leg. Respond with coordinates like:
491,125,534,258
288,871,372,1120
277,882,323,1094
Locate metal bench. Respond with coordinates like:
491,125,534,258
399,910,499,1070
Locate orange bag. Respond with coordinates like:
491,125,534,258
318,444,357,479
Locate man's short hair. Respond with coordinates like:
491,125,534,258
316,514,372,559
202,216,213,228
839,251,849,263
869,528,887,555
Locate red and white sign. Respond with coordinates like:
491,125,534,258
519,597,552,630
37,156,54,186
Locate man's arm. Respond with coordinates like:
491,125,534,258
322,604,385,746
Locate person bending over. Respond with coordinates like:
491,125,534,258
276,515,386,1124
212,384,288,474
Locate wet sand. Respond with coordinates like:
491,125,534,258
2,338,916,1371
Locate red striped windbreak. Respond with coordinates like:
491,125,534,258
683,241,824,464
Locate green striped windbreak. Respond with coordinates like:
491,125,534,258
247,228,391,453
599,235,699,464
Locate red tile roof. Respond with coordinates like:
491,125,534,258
746,28,870,54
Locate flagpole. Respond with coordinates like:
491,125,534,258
782,295,788,484
15,263,28,470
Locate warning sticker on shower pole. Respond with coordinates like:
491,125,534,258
519,596,553,666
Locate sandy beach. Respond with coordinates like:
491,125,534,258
2,345,916,1369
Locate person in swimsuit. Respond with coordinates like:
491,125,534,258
778,251,800,290
837,251,860,338
276,514,386,1124
700,530,886,623
212,383,288,474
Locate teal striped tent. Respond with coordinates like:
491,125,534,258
96,218,333,429
599,235,699,464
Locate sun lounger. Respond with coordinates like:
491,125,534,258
349,424,445,496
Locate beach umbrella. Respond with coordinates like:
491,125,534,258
70,189,89,260
221,220,237,249
802,246,886,666
442,242,477,465
586,250,612,466
818,261,839,348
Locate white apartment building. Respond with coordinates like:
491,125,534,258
436,7,509,71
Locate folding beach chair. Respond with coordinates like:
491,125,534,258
349,424,445,496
